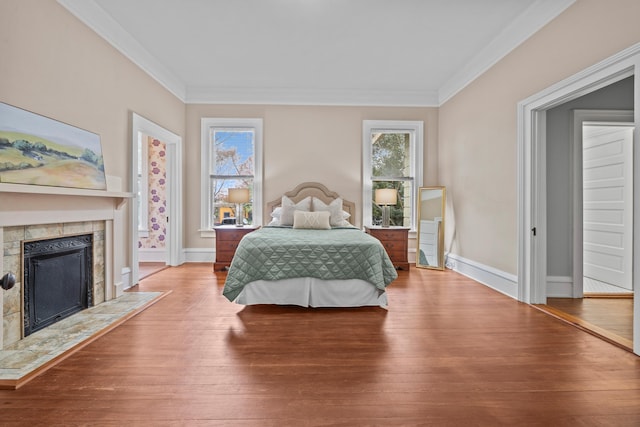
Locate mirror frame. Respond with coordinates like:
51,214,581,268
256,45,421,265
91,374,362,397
416,186,446,270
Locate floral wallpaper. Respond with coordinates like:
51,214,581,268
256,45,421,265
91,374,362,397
138,137,166,249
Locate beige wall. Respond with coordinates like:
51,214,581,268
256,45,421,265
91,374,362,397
0,0,185,268
9,0,640,277
185,104,438,248
438,0,640,275
1,1,438,261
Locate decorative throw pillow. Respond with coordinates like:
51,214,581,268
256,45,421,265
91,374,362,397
280,196,311,226
312,197,351,227
293,210,331,230
270,207,282,219
268,207,282,226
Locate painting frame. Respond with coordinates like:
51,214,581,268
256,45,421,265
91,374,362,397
0,102,106,190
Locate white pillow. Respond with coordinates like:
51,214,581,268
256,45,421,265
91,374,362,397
270,207,282,219
267,207,283,226
293,210,331,230
267,218,281,226
312,197,342,226
280,196,311,226
312,197,351,227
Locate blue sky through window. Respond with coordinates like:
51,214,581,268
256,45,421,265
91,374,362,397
213,129,254,201
214,129,253,176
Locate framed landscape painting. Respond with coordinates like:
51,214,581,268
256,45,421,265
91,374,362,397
0,102,106,190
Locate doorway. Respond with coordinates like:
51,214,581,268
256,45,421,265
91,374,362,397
544,113,634,349
130,113,183,286
582,121,634,295
572,110,634,298
517,44,640,356
137,133,169,278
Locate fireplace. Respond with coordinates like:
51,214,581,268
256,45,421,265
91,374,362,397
0,184,130,350
23,234,94,336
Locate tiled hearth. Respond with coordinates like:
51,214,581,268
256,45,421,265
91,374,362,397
0,291,165,389
2,221,106,348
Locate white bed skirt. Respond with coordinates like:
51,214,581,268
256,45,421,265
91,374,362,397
233,277,388,308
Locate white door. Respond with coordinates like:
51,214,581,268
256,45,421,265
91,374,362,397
583,124,634,291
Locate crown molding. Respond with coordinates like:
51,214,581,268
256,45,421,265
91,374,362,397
58,0,575,107
185,86,439,107
57,0,187,102
438,0,576,105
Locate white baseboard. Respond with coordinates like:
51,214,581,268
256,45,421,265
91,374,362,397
183,248,215,263
408,248,416,264
118,266,131,296
446,253,518,299
546,276,573,297
114,282,125,298
138,248,167,263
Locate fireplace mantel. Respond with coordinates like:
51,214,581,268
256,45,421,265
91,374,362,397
0,183,133,227
0,183,132,209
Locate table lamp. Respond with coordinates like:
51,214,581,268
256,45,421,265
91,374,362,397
228,188,250,227
375,188,397,227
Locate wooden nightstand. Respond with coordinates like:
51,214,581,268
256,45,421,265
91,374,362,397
213,225,259,271
365,226,410,270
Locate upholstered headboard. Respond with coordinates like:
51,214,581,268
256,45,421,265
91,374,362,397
265,182,356,225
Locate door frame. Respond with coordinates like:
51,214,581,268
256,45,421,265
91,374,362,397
572,110,634,298
130,113,183,286
517,42,640,355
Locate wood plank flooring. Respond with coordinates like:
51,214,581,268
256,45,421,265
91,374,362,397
1,264,639,425
540,296,633,350
139,262,168,279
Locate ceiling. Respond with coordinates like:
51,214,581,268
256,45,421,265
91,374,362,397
58,0,575,106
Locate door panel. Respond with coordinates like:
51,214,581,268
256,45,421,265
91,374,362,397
583,125,633,291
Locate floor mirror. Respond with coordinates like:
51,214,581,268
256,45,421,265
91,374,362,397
416,186,446,270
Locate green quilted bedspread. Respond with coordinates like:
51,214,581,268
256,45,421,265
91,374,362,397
222,227,398,302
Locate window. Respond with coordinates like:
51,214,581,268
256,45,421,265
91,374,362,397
362,120,423,230
201,118,263,231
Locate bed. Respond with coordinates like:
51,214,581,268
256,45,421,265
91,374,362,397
222,182,398,308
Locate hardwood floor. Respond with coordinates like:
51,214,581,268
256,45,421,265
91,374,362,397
139,262,168,279
1,264,639,425
540,296,633,350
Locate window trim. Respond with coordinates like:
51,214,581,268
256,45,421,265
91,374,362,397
200,118,263,232
362,120,423,230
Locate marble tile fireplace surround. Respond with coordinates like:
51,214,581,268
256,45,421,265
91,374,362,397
0,184,131,350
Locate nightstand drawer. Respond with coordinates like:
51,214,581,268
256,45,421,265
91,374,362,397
217,240,242,252
216,250,236,263
385,249,406,260
380,240,405,252
369,229,405,241
213,226,259,271
364,226,410,270
216,230,251,241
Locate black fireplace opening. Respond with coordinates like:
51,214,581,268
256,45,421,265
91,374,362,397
23,234,94,336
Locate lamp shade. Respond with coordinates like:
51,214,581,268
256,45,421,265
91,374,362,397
375,188,397,206
228,188,250,204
